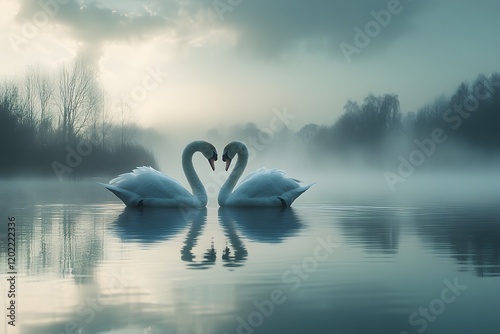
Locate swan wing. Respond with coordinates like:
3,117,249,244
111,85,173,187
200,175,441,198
108,166,192,200
233,168,303,199
238,167,266,184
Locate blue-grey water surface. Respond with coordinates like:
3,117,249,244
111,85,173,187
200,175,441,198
1,179,499,334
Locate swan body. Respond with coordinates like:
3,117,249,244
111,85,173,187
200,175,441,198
102,141,217,208
218,141,312,207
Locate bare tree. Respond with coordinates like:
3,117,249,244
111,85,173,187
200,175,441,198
87,90,114,148
89,90,103,143
99,98,113,148
34,67,54,146
56,58,102,143
21,66,56,146
116,97,134,147
21,68,37,132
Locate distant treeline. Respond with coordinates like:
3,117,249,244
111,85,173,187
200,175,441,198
0,59,157,178
209,73,500,168
304,73,500,166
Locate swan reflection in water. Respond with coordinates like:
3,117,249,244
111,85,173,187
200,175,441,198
113,207,303,269
218,207,303,268
113,207,195,243
113,207,216,269
180,208,218,270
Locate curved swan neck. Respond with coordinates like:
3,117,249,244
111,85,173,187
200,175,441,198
182,142,207,206
219,142,248,205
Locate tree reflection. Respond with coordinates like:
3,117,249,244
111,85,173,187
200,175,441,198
337,206,401,254
414,206,500,277
2,204,106,284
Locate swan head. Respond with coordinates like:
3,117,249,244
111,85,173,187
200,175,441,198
222,141,247,171
184,141,218,170
201,143,218,171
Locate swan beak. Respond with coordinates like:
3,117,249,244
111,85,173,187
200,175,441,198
225,158,232,171
208,151,217,171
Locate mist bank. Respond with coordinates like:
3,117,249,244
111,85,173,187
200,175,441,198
183,72,500,200
1,170,498,210
2,61,499,185
202,72,500,171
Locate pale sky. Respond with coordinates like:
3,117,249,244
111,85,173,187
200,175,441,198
2,0,500,133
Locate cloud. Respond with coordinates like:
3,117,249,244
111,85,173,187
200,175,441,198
204,0,433,59
15,0,172,60
13,0,433,61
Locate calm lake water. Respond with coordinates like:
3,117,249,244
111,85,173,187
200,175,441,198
1,179,500,334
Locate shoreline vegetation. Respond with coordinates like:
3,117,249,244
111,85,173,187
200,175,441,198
0,58,157,179
1,57,498,179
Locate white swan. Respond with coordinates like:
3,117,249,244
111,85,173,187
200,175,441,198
102,141,217,208
218,141,312,207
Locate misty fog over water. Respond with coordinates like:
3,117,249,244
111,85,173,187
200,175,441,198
2,68,500,333
2,65,500,334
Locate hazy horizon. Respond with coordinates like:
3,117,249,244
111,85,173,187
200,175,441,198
2,0,500,134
